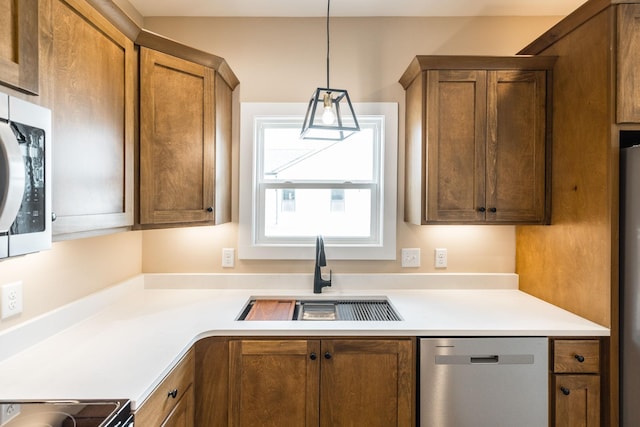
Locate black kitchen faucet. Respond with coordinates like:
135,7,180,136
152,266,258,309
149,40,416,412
313,235,332,293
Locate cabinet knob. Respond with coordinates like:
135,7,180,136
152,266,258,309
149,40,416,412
206,206,213,213
560,386,570,396
477,207,486,213
168,389,178,399
51,212,57,222
489,207,497,213
324,352,332,360
574,354,585,363
310,352,317,360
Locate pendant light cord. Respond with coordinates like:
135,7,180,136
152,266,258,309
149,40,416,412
326,0,331,88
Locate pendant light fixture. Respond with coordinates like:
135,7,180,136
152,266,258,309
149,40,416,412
300,0,360,141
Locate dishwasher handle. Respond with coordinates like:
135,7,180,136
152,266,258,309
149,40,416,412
435,354,535,365
470,355,499,364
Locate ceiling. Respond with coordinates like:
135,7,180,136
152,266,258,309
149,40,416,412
125,0,588,18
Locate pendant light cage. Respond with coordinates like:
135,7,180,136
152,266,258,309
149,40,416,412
301,88,360,141
300,0,360,141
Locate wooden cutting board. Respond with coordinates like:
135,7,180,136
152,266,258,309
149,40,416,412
245,299,296,321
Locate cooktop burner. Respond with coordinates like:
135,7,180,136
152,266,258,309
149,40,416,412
0,400,131,427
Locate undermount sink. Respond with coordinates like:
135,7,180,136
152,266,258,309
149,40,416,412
238,297,402,321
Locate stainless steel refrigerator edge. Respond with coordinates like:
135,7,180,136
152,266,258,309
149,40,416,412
620,144,640,426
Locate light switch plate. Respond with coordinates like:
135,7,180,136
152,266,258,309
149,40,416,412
1,281,23,320
401,248,420,268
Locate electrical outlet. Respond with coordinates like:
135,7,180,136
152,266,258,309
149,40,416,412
401,248,420,268
1,281,23,320
0,403,20,425
222,248,235,268
435,248,448,268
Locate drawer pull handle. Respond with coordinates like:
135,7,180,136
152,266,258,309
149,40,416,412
560,386,570,396
168,389,178,399
575,354,585,363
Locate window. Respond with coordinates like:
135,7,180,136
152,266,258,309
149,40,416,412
239,103,397,260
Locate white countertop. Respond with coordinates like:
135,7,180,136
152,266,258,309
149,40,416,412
0,273,609,410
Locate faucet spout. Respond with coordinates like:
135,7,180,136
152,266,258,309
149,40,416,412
313,235,332,294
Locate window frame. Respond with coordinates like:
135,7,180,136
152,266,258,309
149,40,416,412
238,102,397,260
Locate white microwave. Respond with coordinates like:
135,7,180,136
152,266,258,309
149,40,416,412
0,92,52,259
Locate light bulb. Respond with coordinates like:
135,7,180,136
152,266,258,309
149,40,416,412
322,106,336,125
321,93,335,125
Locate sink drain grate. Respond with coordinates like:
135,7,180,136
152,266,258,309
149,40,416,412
335,300,401,321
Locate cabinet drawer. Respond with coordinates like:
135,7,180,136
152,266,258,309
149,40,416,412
135,349,195,426
553,340,599,373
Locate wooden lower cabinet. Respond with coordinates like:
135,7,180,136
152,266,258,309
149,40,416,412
135,349,195,427
319,339,414,426
551,374,600,426
550,339,602,426
196,337,415,427
229,339,320,427
160,385,195,427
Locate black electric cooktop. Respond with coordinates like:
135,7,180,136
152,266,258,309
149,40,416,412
0,399,132,427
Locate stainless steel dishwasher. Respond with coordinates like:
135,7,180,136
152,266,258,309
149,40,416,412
420,337,548,427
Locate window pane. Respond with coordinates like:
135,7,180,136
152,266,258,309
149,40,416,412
263,188,371,238
262,126,374,181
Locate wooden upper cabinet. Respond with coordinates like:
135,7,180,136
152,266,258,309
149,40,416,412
617,3,640,123
488,69,548,223
400,56,554,225
424,69,487,223
139,47,215,225
50,0,135,237
214,72,233,225
137,32,238,228
0,0,38,94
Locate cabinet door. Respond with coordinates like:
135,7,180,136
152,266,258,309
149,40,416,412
618,3,640,123
50,0,135,236
228,339,320,427
140,47,215,225
320,339,414,427
487,70,547,223
426,70,487,222
552,374,600,426
0,0,38,94
135,349,195,427
161,385,194,427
